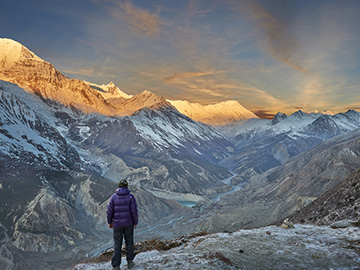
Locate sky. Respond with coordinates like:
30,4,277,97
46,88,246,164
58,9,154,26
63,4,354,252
1,0,360,118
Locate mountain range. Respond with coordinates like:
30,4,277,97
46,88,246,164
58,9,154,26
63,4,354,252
0,38,256,125
1,37,360,269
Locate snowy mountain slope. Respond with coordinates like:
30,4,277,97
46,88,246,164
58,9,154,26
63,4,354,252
218,109,360,182
0,83,80,170
84,78,259,126
168,99,258,125
0,38,43,69
73,225,360,270
215,118,270,139
0,38,117,115
106,90,171,116
221,110,349,143
67,102,234,195
1,38,257,126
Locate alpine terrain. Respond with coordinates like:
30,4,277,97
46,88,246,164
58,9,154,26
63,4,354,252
0,38,359,269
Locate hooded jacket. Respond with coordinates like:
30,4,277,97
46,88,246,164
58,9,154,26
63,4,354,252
107,187,138,228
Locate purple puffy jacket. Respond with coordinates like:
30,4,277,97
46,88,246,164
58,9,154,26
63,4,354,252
107,187,138,228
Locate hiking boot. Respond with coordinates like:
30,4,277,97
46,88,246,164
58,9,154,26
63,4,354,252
112,266,120,270
127,260,135,269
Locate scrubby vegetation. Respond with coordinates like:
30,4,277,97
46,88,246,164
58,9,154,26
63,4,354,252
85,231,209,264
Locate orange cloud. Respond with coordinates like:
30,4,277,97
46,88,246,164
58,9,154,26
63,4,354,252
164,70,227,83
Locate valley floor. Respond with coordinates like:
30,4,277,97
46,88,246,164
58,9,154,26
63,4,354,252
72,224,360,270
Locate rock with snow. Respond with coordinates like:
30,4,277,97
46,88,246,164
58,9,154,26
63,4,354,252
271,112,288,125
330,220,359,229
280,218,295,229
86,81,133,99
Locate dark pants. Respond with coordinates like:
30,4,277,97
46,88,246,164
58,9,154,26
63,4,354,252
112,225,135,267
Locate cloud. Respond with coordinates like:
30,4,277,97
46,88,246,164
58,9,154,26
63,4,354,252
229,0,312,75
164,70,227,83
281,58,312,75
63,68,95,77
62,67,115,79
253,110,276,119
110,1,163,36
346,106,360,111
162,68,288,111
187,0,212,19
164,70,230,98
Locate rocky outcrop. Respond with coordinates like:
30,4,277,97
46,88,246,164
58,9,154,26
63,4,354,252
12,188,84,252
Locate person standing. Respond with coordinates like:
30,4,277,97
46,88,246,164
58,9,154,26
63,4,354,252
107,179,138,270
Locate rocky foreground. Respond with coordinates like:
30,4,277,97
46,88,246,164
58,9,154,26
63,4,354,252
72,224,360,270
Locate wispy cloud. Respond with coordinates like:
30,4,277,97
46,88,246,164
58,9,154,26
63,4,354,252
164,70,230,98
187,0,212,19
110,1,163,36
229,0,312,75
62,67,116,79
345,105,360,111
164,70,227,83
253,110,276,119
63,68,95,77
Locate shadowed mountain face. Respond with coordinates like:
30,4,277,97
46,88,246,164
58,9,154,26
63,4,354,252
290,169,360,225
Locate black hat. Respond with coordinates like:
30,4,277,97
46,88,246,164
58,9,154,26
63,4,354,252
119,179,128,188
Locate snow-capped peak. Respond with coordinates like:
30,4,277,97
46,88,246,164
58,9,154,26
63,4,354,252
291,110,307,119
168,99,258,126
86,81,133,99
0,38,258,125
113,90,170,116
129,90,166,108
0,38,43,69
